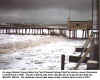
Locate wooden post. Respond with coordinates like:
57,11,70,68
12,28,13,34
42,28,44,35
72,30,74,39
32,29,34,35
73,30,75,39
5,28,7,34
82,30,85,39
22,29,24,35
34,29,35,35
41,28,42,35
48,28,49,35
35,29,36,35
1,29,2,34
17,28,19,34
96,0,100,69
28,28,29,35
18,28,20,35
53,28,54,35
25,28,26,34
29,27,31,34
69,30,71,39
23,28,25,35
32,28,33,34
47,28,49,35
2,28,4,34
49,28,50,35
87,30,89,38
76,30,77,39
6,28,8,34
32,28,34,34
15,28,17,34
61,54,65,70
84,30,86,39
37,29,38,35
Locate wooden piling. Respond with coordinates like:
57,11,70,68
22,29,23,35
85,30,87,39
61,54,65,70
39,28,41,35
69,30,71,39
29,28,31,34
48,28,49,35
32,28,33,34
82,30,85,39
25,28,27,34
75,30,77,39
37,28,38,35
42,28,44,35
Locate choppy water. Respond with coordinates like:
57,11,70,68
0,34,86,70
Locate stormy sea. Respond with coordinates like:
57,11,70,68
0,30,87,70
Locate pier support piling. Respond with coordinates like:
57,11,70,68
61,54,65,70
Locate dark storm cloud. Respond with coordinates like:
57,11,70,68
0,0,93,24
0,0,91,10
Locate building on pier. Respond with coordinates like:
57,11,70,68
67,17,92,30
66,17,93,39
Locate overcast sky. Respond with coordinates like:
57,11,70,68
0,0,94,24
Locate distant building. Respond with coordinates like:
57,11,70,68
67,17,92,30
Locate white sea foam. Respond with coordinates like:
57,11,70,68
0,34,86,70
